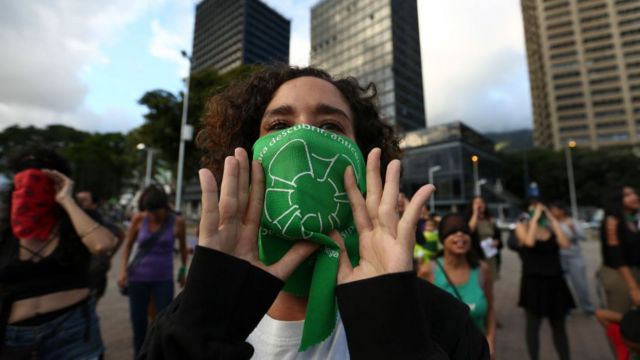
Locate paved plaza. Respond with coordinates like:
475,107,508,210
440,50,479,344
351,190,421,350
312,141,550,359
98,231,613,359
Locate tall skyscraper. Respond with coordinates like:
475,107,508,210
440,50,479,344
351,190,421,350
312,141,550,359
310,0,426,131
522,0,640,149
191,0,290,74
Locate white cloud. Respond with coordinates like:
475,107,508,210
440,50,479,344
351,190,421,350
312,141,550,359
418,0,532,132
147,1,195,77
0,0,160,132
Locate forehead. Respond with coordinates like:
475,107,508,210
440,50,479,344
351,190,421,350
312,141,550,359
266,76,352,115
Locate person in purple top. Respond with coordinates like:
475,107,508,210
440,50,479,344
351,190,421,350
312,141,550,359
118,185,188,357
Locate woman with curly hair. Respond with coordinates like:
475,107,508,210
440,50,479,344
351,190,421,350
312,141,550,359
0,147,117,358
140,66,489,359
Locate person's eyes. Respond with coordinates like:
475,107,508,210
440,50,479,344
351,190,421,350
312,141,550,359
319,120,345,134
265,119,290,132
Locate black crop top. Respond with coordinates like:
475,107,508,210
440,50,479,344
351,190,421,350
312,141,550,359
601,217,640,268
0,216,92,301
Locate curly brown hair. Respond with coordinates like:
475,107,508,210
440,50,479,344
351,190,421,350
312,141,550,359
196,65,401,181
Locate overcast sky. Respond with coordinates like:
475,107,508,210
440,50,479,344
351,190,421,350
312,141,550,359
0,0,532,134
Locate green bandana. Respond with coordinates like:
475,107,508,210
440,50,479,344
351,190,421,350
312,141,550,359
252,124,366,351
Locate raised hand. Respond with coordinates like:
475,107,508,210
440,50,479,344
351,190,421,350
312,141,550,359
332,148,435,284
197,147,318,281
42,169,74,204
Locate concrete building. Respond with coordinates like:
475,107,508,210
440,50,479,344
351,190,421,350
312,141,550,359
522,0,640,149
400,122,515,214
191,0,290,74
310,0,426,131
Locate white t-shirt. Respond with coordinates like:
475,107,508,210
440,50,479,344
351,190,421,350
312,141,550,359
246,314,349,359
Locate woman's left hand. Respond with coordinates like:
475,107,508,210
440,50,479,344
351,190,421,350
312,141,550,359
42,169,74,204
332,148,435,284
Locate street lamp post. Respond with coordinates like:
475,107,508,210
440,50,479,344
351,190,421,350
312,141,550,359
471,155,479,196
564,140,579,218
428,165,441,213
175,50,192,212
137,143,157,187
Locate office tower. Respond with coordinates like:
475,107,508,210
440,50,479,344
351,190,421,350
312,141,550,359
310,0,426,131
191,0,290,74
522,0,640,149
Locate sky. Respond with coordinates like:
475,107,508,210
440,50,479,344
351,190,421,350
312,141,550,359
0,0,532,135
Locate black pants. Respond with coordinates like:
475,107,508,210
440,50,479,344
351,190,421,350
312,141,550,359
525,311,570,360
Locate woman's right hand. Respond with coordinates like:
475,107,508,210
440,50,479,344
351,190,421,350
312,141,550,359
197,148,318,281
117,271,127,289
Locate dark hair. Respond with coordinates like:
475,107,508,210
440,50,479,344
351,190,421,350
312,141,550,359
437,213,479,268
78,190,100,206
196,65,400,182
602,183,626,221
7,146,72,176
1,146,72,231
548,201,569,216
0,147,87,267
466,196,492,221
138,185,169,212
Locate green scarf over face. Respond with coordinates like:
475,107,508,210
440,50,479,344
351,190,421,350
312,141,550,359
252,124,366,351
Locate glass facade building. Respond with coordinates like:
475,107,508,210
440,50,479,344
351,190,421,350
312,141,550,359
191,0,290,74
522,0,640,149
310,0,426,131
400,122,503,211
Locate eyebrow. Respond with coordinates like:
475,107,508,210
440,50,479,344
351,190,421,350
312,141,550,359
314,103,351,120
263,103,351,120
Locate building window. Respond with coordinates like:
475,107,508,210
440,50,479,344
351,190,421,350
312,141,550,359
598,132,629,141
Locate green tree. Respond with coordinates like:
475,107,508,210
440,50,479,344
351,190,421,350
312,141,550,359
134,65,260,183
500,146,640,207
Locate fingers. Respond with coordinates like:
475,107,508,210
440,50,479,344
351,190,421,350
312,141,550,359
244,160,265,227
235,148,250,218
365,148,382,222
330,230,353,284
397,184,436,249
198,168,220,242
344,166,373,233
270,241,319,280
378,159,401,234
218,156,239,226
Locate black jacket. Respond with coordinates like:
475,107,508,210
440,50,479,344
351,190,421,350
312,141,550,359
139,246,490,359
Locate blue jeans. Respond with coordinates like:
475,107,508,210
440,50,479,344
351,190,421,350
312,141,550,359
3,298,104,360
560,244,595,313
128,280,174,357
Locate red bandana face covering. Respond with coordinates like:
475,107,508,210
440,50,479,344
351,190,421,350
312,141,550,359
11,169,57,241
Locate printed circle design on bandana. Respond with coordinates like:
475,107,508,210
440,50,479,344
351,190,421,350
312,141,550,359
264,138,352,240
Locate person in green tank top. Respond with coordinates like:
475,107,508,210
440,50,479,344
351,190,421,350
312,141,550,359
425,213,496,358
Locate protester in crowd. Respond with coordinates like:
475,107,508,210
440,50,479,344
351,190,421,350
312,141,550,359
548,202,595,315
0,147,117,358
118,185,188,357
467,197,503,281
597,185,640,315
515,200,574,360
424,213,496,357
415,214,440,279
139,66,489,359
76,189,126,302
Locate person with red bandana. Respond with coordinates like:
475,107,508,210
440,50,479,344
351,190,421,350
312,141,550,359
0,147,117,359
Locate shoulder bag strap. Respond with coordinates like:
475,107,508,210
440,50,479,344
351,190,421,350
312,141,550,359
436,258,464,302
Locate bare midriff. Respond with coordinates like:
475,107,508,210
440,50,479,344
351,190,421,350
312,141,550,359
8,288,90,324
